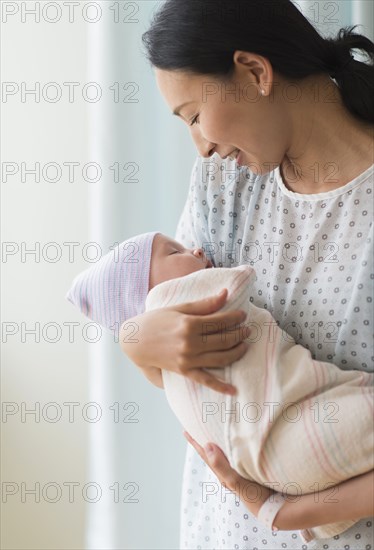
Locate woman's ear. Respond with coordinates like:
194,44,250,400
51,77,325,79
232,50,273,94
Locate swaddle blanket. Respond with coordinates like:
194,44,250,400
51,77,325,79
145,264,374,540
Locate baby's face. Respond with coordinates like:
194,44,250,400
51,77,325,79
148,234,214,290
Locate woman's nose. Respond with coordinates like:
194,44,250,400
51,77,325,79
192,132,215,158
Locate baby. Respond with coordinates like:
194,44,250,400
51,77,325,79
66,231,214,331
66,231,374,541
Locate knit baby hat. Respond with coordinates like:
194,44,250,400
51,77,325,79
65,231,160,330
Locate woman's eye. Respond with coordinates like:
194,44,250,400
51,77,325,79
190,115,199,127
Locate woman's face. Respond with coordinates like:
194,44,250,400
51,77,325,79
155,51,290,175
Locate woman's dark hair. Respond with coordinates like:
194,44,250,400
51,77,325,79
142,0,374,124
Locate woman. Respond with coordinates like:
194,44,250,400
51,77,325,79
120,0,374,548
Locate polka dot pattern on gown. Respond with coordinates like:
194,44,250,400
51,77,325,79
175,154,374,550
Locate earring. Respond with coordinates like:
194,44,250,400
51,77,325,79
261,89,265,96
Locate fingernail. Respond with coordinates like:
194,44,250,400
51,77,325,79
205,443,215,455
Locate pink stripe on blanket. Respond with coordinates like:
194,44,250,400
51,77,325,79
358,371,374,413
302,361,343,481
257,324,282,482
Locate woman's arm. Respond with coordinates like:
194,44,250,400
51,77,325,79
275,469,374,529
183,433,374,530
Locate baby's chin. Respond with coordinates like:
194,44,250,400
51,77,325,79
150,262,215,290
193,262,213,272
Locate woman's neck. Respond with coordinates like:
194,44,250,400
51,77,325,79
280,74,374,194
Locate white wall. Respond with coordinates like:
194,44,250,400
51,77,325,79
2,4,90,548
1,2,196,549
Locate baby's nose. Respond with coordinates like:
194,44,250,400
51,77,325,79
193,248,205,259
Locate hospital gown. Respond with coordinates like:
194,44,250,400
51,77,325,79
174,154,374,550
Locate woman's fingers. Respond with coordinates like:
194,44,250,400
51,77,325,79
195,316,250,349
194,309,248,334
174,291,250,356
177,339,248,373
174,289,250,338
183,432,242,493
176,338,248,371
174,288,228,316
185,338,247,391
181,310,250,354
186,367,237,395
198,341,249,369
183,432,273,516
196,328,249,354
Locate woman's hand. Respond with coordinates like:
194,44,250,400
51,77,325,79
183,431,374,530
183,431,274,517
119,288,249,395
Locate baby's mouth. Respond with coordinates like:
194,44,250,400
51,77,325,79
205,259,213,268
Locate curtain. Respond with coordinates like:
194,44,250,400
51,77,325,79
85,2,373,549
